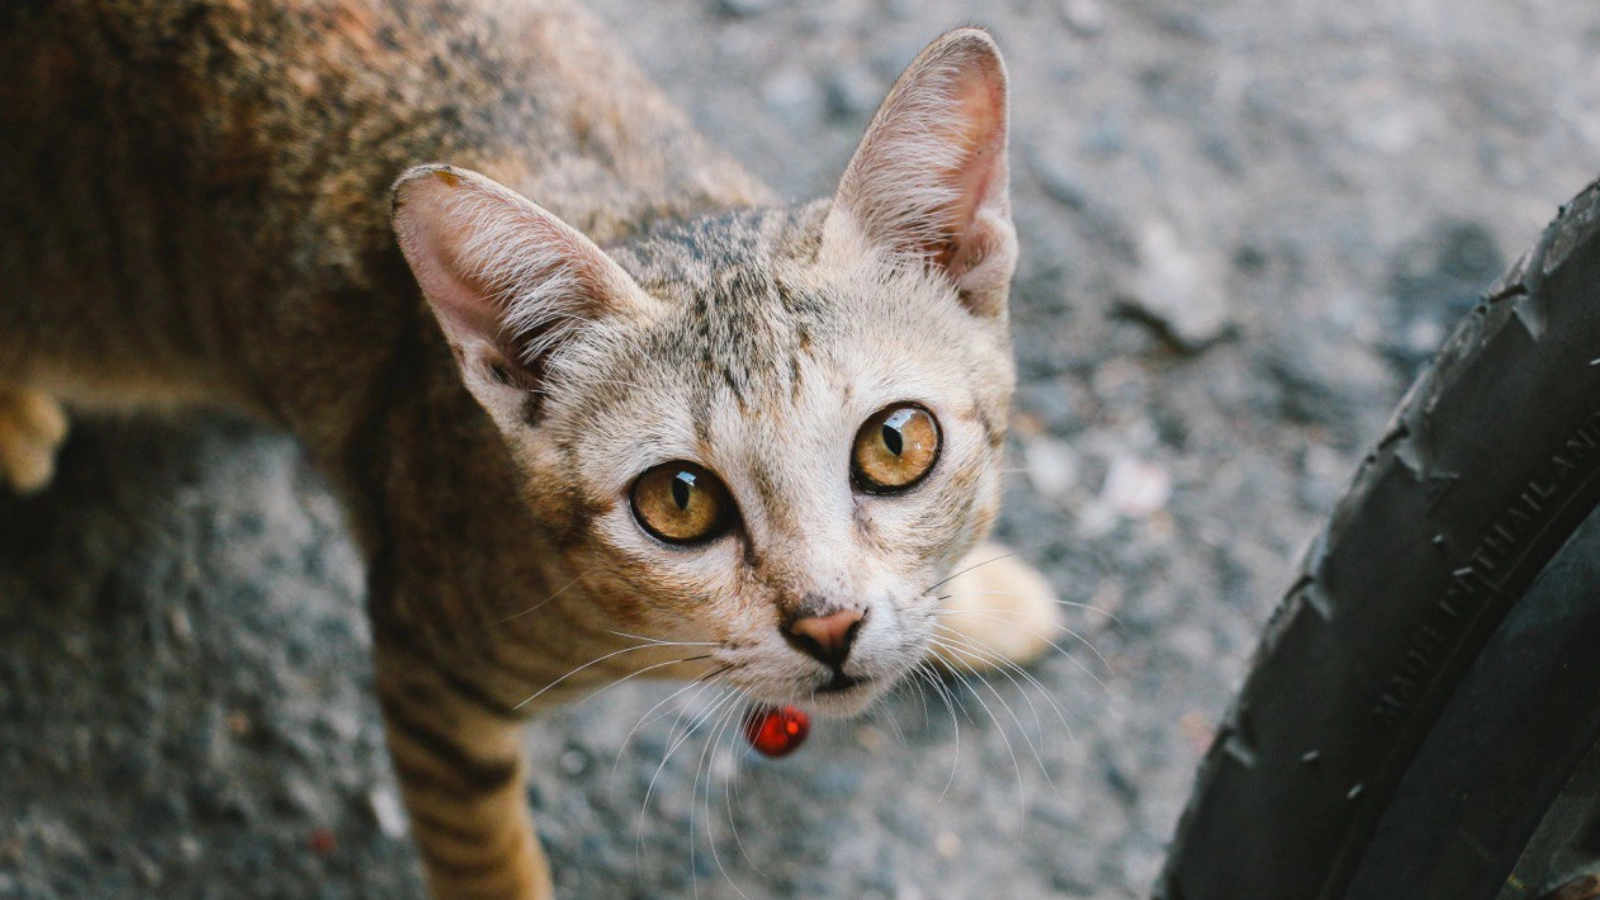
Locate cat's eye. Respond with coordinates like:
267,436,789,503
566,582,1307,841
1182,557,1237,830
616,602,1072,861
630,462,734,544
852,404,941,493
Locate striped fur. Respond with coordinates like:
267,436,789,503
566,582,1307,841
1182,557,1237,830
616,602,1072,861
0,3,1058,896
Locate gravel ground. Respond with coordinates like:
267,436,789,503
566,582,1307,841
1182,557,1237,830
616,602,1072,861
3,1,1599,898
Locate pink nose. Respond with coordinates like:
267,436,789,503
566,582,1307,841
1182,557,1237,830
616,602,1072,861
783,609,864,668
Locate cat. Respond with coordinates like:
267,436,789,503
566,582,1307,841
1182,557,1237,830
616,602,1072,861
0,1,1062,897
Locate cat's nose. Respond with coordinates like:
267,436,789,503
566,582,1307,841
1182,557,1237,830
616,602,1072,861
782,608,864,668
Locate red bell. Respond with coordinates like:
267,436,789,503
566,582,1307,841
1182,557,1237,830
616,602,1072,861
743,704,810,758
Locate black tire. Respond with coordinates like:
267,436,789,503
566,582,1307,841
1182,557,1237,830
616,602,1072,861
1155,178,1600,900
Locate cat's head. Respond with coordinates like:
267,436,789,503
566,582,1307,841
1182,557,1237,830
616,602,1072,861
393,29,1017,716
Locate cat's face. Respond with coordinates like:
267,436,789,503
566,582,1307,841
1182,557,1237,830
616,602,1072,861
518,207,1013,714
395,29,1017,715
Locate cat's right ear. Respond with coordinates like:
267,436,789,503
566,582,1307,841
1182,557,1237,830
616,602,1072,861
392,165,655,430
824,28,1016,319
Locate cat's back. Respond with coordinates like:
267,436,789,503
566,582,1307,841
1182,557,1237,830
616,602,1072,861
0,0,767,287
0,0,768,425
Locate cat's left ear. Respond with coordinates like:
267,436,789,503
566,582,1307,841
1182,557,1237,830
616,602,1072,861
824,28,1016,318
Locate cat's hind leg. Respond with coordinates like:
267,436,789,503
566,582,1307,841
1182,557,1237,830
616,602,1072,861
0,387,69,494
930,542,1065,673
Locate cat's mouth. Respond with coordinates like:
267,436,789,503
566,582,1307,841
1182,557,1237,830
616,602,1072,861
817,672,869,694
797,669,886,717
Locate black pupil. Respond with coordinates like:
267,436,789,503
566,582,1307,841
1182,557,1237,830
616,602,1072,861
881,409,914,457
670,470,695,511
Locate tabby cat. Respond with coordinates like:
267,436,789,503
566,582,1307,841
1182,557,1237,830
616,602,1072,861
0,1,1061,896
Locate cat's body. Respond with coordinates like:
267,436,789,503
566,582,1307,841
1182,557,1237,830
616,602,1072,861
0,2,1061,897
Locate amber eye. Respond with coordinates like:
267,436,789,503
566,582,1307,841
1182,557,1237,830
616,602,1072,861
630,462,734,544
852,404,941,493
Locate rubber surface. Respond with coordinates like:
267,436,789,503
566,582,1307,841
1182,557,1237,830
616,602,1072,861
1155,177,1600,900
1343,504,1600,898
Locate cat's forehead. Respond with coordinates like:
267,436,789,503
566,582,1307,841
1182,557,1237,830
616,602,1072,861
563,205,1005,457
609,206,848,379
609,204,826,289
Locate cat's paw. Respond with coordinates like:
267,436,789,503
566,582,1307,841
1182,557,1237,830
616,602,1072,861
929,542,1064,673
0,388,69,494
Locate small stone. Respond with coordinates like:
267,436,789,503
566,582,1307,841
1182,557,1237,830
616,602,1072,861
316,705,362,745
1024,436,1080,500
132,849,162,886
856,724,887,754
881,0,916,19
62,632,90,661
1058,0,1106,36
368,787,408,840
934,831,962,859
1030,152,1088,209
277,772,326,818
1387,220,1502,372
1100,457,1172,518
1300,444,1349,512
826,65,882,121
1166,625,1214,662
1177,710,1214,753
559,747,590,776
715,0,775,18
165,605,193,645
1075,499,1119,539
708,744,739,781
1081,115,1128,157
1121,219,1233,351
1400,316,1445,361
308,827,337,856
763,68,824,127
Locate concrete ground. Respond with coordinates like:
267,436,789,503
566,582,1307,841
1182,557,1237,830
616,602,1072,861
3,0,1598,897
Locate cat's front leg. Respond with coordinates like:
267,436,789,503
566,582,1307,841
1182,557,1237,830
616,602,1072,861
0,387,69,494
930,542,1066,674
374,635,551,900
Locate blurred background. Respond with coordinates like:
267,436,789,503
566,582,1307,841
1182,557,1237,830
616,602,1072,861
2,0,1598,897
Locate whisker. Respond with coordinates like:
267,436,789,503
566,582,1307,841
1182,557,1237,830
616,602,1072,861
723,708,768,881
937,589,1123,623
927,638,1029,810
637,684,739,871
574,653,714,707
873,693,909,746
722,706,767,878
919,540,1056,596
610,664,734,789
494,573,584,623
695,698,755,900
603,628,721,648
514,640,692,710
930,622,1076,740
929,629,1070,795
909,663,964,800
934,604,1110,684
633,678,720,867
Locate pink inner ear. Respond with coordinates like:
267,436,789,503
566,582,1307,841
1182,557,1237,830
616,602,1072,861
831,30,1013,289
394,166,637,377
394,170,512,354
424,251,514,355
931,69,1008,273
